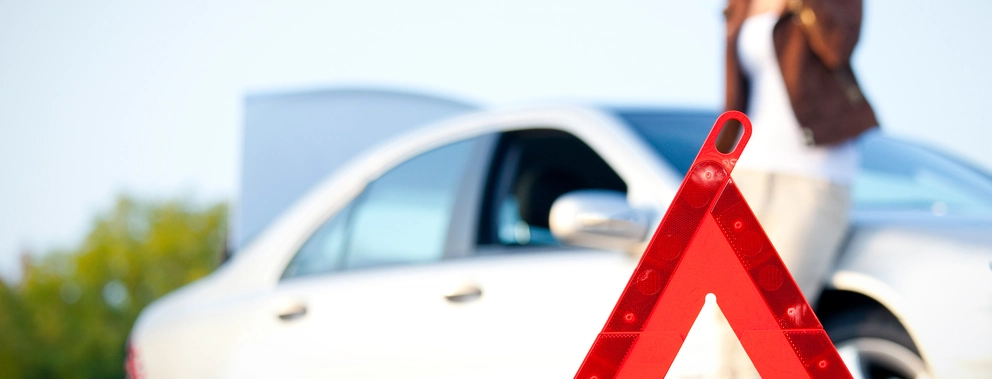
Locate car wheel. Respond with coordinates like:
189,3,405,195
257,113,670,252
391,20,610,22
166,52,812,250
823,308,931,379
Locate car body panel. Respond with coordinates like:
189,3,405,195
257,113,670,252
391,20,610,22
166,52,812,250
225,250,635,378
833,222,992,378
131,104,992,379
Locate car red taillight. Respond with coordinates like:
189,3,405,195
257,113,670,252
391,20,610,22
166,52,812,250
125,341,144,379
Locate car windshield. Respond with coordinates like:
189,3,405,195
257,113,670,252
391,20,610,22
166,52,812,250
613,109,716,175
856,132,992,218
615,109,992,218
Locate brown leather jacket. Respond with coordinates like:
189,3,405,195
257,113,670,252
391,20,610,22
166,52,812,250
725,0,878,146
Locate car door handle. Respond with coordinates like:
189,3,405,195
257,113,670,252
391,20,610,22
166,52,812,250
444,284,483,303
277,303,308,321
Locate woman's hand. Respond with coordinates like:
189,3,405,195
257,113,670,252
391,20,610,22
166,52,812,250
787,0,864,69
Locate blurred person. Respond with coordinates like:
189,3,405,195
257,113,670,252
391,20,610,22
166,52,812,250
716,0,877,376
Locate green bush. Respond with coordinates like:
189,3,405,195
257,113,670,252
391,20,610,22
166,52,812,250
0,195,227,379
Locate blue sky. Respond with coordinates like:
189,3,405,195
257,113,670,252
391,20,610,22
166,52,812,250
1,0,990,281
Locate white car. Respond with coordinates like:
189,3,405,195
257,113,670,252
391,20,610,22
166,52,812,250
128,105,992,379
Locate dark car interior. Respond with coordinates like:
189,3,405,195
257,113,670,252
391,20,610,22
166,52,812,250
478,129,627,248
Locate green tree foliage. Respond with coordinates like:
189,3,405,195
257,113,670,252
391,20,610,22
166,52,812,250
0,195,227,379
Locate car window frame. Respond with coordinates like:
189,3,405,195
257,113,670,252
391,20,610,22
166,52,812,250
442,134,498,258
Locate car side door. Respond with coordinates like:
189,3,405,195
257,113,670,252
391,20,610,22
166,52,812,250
429,128,642,377
227,134,499,378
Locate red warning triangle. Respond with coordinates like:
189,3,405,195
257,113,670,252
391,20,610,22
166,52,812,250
575,111,853,379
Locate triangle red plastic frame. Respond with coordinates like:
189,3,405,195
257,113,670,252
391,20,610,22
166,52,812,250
575,111,853,379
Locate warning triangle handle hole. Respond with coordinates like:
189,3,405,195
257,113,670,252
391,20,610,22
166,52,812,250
699,111,752,173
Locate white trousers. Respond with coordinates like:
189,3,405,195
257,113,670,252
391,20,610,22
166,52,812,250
710,170,852,378
731,170,851,302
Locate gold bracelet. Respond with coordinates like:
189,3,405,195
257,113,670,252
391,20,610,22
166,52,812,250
788,0,804,14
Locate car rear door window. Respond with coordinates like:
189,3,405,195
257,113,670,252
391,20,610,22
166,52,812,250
345,139,476,268
283,136,487,279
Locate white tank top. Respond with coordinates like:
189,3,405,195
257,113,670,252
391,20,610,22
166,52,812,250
734,12,858,184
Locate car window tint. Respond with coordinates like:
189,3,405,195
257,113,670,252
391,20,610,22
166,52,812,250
282,203,354,279
854,132,992,217
282,137,480,279
480,129,626,248
345,139,475,268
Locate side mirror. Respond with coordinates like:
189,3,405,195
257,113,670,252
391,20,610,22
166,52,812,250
549,190,651,252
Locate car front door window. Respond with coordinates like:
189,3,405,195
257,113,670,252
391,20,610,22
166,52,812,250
480,129,627,249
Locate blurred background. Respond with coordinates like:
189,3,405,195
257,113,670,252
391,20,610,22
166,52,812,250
1,0,990,377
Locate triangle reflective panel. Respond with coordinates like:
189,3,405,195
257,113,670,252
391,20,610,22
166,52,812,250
575,111,853,379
